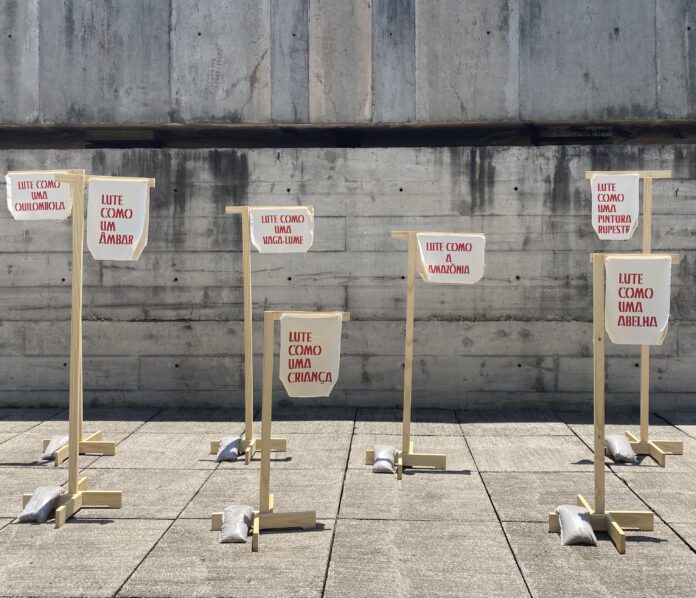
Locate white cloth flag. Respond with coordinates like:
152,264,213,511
5,171,73,220
605,255,671,345
87,178,150,261
416,233,485,284
248,206,314,253
591,174,639,241
280,313,343,398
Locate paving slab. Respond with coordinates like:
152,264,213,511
181,468,344,520
482,472,649,523
355,408,459,436
0,518,170,597
217,432,352,471
615,472,696,524
74,467,211,520
139,408,244,434
561,411,688,451
506,521,696,598
467,435,594,472
348,433,475,471
89,433,217,470
0,466,69,518
0,517,12,531
32,407,158,439
340,469,493,522
0,430,99,469
120,518,332,598
672,524,696,552
0,432,16,444
324,519,529,598
658,410,696,440
458,410,572,436
0,408,64,433
251,406,356,435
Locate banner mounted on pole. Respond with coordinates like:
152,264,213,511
5,171,73,220
86,178,151,261
416,233,485,284
605,255,671,345
248,206,314,253
279,313,343,397
591,174,640,241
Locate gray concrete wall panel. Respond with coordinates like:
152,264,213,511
416,0,519,121
309,0,372,122
170,0,271,123
2,145,696,408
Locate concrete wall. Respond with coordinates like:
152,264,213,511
1,0,695,125
2,145,696,410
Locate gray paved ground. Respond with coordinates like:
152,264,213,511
1,407,695,597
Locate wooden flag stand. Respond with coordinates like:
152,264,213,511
7,169,118,466
212,310,350,551
364,231,446,479
587,170,682,466
18,171,159,525
209,206,288,464
547,252,678,552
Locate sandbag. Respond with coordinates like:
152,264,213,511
216,436,241,462
42,435,69,460
555,505,597,546
605,434,637,463
17,486,63,523
373,444,398,474
220,504,254,543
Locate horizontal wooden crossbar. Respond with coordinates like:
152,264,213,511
584,170,672,179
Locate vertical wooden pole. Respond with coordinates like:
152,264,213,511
401,233,417,455
640,177,653,442
68,174,85,495
259,311,274,513
241,207,253,441
593,254,606,514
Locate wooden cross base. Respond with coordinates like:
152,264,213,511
547,494,653,554
212,494,316,552
625,431,683,467
210,436,288,465
22,477,122,529
365,442,446,480
43,431,116,466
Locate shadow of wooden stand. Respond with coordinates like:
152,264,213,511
586,170,682,466
549,252,678,552
365,231,447,479
17,171,156,525
212,310,350,551
209,206,288,464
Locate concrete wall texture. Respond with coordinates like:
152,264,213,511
1,0,696,125
2,1,696,410
1,146,696,410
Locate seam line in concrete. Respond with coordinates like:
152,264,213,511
456,411,534,598
320,407,356,598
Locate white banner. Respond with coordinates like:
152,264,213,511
5,171,73,220
86,178,151,261
416,233,485,284
591,174,639,241
605,255,671,345
248,206,314,253
280,313,343,398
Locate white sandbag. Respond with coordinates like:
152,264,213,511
216,436,241,462
17,486,63,523
605,434,637,463
42,435,69,460
373,444,398,474
220,504,254,543
555,505,597,546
